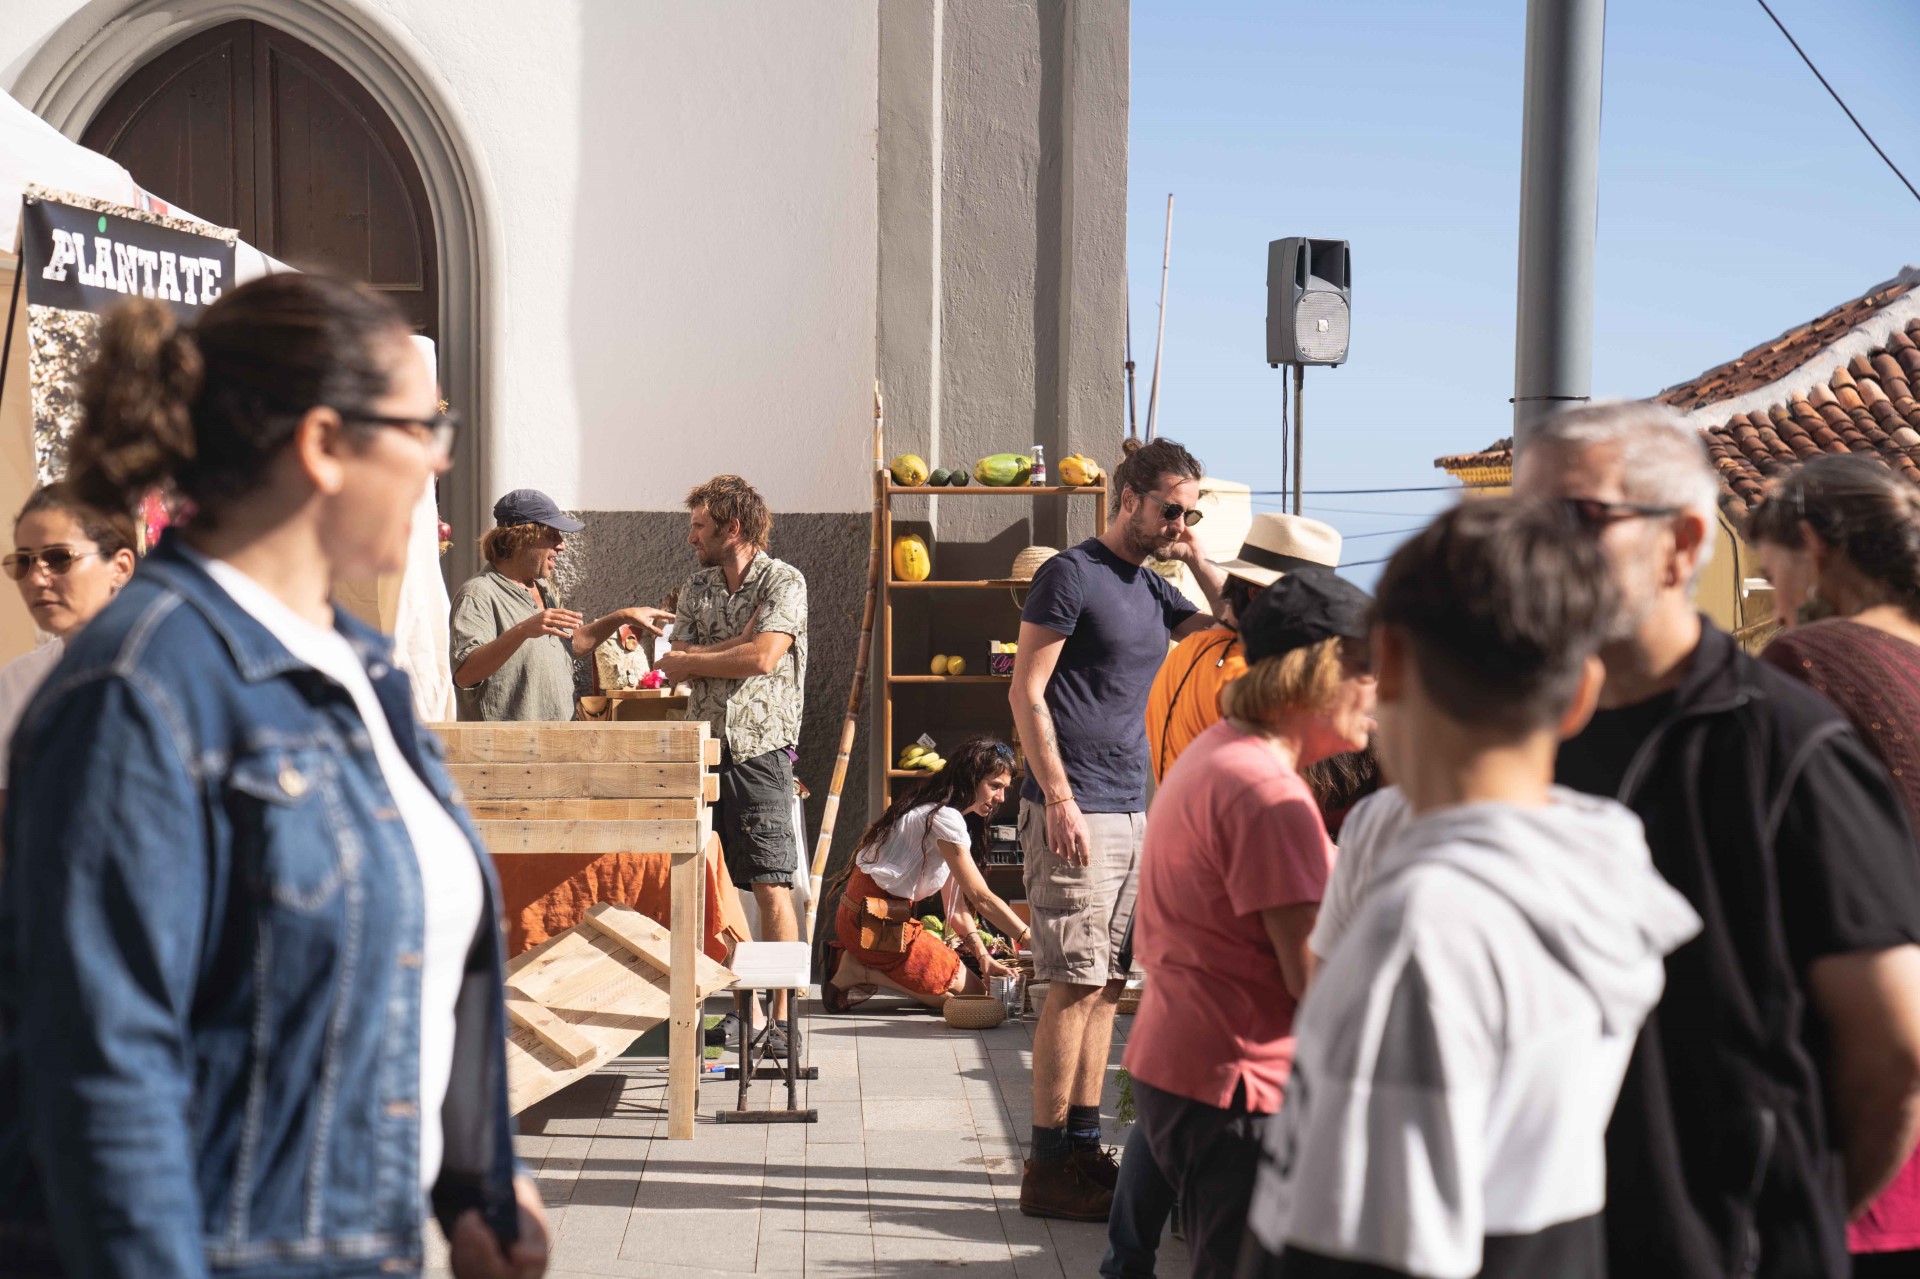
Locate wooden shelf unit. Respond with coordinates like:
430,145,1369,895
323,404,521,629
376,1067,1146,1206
879,477,1107,803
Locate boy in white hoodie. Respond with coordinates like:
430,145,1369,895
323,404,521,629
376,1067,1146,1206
1239,497,1701,1279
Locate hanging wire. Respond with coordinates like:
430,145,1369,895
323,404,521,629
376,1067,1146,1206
1338,555,1396,569
1754,0,1920,206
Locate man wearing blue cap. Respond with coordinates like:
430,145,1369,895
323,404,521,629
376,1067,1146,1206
450,489,670,721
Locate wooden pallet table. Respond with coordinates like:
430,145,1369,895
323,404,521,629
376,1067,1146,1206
501,902,735,1115
431,720,722,1138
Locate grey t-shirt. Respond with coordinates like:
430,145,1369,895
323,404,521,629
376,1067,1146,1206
449,570,577,722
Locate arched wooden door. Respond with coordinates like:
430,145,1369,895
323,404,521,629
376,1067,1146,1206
81,19,439,342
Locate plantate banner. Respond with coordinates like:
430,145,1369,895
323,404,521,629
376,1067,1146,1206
5,189,237,482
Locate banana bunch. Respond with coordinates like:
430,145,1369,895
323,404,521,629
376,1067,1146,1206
898,743,946,773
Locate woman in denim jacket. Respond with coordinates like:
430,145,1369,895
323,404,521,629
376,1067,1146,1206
0,274,545,1278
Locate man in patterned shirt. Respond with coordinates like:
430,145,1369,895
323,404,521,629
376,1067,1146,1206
656,475,807,1047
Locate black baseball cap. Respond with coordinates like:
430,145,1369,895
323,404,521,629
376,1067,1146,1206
1239,565,1372,664
492,488,583,533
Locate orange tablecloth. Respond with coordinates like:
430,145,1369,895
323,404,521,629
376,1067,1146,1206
493,845,752,961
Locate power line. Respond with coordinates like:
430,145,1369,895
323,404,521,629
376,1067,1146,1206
1251,500,1452,517
1244,485,1463,496
1341,526,1427,541
1754,0,1920,207
1338,555,1394,569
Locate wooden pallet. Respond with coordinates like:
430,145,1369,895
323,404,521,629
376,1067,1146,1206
429,720,723,1137
504,902,736,1115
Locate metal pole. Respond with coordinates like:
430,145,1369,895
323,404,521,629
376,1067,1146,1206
1145,193,1173,441
1292,364,1305,516
1511,0,1606,451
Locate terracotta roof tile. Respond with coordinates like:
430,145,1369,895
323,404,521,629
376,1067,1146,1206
1693,315,1920,515
1656,280,1915,412
1435,275,1920,517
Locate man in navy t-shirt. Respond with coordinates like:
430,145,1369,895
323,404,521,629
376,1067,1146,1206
1009,438,1225,1221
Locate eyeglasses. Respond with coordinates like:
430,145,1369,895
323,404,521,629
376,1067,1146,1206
1560,497,1681,529
2,547,104,581
336,407,460,458
1132,487,1205,528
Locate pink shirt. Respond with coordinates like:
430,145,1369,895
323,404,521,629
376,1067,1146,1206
1124,720,1333,1113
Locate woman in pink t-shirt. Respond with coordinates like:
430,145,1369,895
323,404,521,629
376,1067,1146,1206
1113,567,1375,1279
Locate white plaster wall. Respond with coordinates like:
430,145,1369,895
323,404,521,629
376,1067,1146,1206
2,0,879,515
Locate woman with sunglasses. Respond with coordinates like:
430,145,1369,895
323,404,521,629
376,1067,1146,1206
823,737,1033,1011
0,274,544,1278
0,484,139,807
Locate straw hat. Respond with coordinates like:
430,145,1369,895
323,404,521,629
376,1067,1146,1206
998,545,1061,606
1008,545,1060,583
1213,514,1342,587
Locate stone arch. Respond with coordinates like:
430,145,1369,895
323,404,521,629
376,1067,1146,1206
12,0,499,582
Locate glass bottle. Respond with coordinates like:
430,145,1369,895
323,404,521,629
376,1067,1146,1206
1029,444,1047,486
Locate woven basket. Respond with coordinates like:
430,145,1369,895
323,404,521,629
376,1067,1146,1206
943,994,1007,1030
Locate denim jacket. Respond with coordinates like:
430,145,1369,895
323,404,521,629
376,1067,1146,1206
0,536,519,1277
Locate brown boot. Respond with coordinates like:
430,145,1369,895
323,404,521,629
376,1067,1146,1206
1070,1142,1121,1191
1019,1154,1115,1221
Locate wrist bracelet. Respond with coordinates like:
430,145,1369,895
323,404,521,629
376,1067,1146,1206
1046,794,1075,807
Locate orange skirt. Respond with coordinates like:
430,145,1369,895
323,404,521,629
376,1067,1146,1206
833,867,962,999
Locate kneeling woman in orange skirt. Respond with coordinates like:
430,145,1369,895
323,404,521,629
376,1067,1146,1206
825,738,1033,1010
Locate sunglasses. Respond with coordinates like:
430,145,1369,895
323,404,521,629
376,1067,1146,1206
1133,487,1205,528
1560,497,1681,529
3,547,105,581
336,407,460,458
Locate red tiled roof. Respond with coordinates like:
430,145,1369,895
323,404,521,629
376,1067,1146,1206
1435,438,1511,473
1432,272,1920,515
1656,278,1916,412
1700,320,1920,515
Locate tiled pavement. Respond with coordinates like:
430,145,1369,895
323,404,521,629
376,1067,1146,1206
429,993,1189,1277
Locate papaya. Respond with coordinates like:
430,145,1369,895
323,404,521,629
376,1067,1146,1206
890,453,930,486
1060,454,1103,487
974,453,1034,487
892,533,932,582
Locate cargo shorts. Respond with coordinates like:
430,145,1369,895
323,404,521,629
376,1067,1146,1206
717,746,799,887
1019,799,1144,986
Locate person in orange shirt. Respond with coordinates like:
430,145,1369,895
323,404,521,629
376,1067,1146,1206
1144,514,1342,783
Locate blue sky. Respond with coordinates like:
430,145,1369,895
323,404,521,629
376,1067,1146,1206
1128,0,1920,583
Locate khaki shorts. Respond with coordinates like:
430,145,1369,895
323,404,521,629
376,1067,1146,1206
1019,799,1144,986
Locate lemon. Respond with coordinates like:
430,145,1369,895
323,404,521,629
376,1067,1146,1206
931,654,950,676
946,656,967,676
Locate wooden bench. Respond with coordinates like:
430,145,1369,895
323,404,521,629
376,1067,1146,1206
431,720,722,1139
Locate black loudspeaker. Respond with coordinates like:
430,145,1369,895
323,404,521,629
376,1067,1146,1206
1266,238,1350,367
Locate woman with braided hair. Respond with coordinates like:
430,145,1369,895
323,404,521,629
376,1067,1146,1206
1750,453,1920,1278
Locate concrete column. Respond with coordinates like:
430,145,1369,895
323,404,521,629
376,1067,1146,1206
1511,0,1606,448
1048,0,1128,547
877,0,944,502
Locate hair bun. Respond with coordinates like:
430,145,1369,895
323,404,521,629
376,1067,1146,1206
69,298,203,514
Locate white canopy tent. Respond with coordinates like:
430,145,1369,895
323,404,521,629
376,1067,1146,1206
0,87,287,281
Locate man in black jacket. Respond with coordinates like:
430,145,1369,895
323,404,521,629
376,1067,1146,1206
1514,401,1920,1279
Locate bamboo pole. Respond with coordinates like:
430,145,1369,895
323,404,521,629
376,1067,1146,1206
1144,193,1173,441
806,383,885,943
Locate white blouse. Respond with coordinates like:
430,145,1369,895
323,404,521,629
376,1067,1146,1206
855,802,972,904
0,638,64,782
